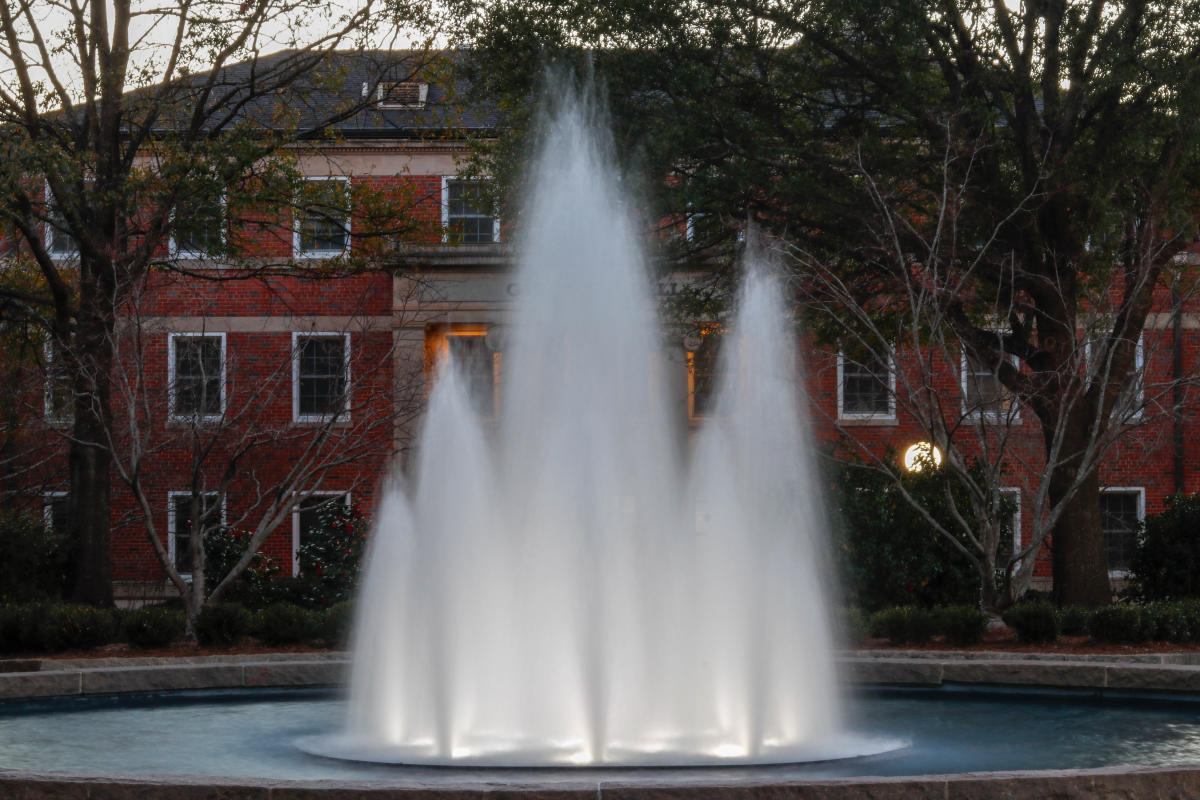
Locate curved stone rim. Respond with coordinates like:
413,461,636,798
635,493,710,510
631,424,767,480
4,651,1200,798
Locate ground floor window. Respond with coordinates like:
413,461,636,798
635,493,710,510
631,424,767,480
168,492,222,577
1100,488,1144,576
293,492,350,576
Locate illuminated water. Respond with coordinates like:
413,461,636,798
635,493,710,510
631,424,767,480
4,688,1200,778
322,97,862,766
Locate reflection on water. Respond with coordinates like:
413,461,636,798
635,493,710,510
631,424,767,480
3,688,1200,780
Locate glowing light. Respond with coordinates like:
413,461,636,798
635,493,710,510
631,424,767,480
903,442,943,472
712,744,747,758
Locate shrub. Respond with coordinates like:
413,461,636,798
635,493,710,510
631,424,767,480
255,603,320,645
29,604,119,652
1003,601,1060,643
0,512,71,602
938,605,989,646
869,606,938,645
0,603,34,653
830,458,1003,611
123,606,184,648
295,501,368,608
1057,605,1092,637
1089,604,1148,644
316,602,355,648
195,603,252,647
838,607,870,644
1129,494,1200,601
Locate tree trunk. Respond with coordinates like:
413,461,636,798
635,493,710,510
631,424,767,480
65,302,116,607
1048,456,1111,608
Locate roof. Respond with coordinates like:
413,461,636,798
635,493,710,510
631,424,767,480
151,49,498,140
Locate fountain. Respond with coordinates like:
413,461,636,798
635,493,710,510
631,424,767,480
309,91,890,767
11,91,1200,800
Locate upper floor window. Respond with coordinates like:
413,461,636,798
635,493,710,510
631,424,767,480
45,185,78,259
1100,488,1144,576
169,333,225,420
293,332,349,422
170,194,226,258
377,81,428,109
838,348,895,421
442,178,498,244
44,492,70,537
295,177,350,257
168,491,223,577
961,352,1018,421
1086,331,1145,422
43,338,72,425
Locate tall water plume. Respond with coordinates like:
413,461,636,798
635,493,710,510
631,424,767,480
328,93,869,767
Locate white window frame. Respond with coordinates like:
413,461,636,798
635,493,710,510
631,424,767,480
441,176,500,244
44,181,77,261
1085,331,1145,422
1000,486,1022,569
43,491,69,533
377,81,428,108
291,491,351,577
960,351,1020,422
836,349,897,423
169,193,227,259
293,176,351,259
43,337,72,426
292,331,351,424
168,332,227,422
1099,486,1145,579
167,490,225,580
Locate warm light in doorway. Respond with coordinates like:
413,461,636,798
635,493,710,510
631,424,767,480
903,441,943,471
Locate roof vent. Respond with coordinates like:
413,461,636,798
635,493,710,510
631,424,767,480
377,82,428,109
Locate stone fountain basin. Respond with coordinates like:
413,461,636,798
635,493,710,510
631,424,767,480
5,652,1200,798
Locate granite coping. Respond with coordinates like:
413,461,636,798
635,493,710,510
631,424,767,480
4,763,1200,799
8,652,1200,700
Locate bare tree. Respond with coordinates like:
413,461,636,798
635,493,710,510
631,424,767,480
0,0,442,603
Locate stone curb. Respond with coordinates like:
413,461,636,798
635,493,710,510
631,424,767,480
4,764,1200,799
0,659,346,700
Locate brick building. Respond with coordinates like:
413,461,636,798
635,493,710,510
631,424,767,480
18,50,1200,601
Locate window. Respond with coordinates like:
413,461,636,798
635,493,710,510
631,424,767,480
293,333,349,422
447,332,498,418
425,325,501,419
44,184,78,259
442,178,498,244
686,329,722,420
295,177,350,257
169,333,225,419
168,492,222,576
1100,488,1144,576
292,492,350,576
999,487,1021,570
170,194,225,258
962,352,1018,420
377,81,427,108
43,492,70,537
838,348,895,421
43,339,72,424
1086,332,1145,422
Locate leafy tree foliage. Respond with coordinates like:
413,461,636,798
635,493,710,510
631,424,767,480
458,0,1200,605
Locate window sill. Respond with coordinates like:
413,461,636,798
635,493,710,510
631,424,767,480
293,250,348,260
837,415,898,427
167,414,225,428
292,414,351,427
963,413,1022,426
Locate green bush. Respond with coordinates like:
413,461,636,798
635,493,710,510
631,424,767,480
255,603,320,645
195,603,252,647
938,605,989,646
830,458,1013,611
0,512,71,602
869,606,938,645
0,603,36,653
1057,605,1092,637
29,604,119,652
317,602,355,648
295,501,368,608
1089,605,1148,643
838,607,870,644
123,607,184,648
1129,494,1200,601
1003,601,1060,643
